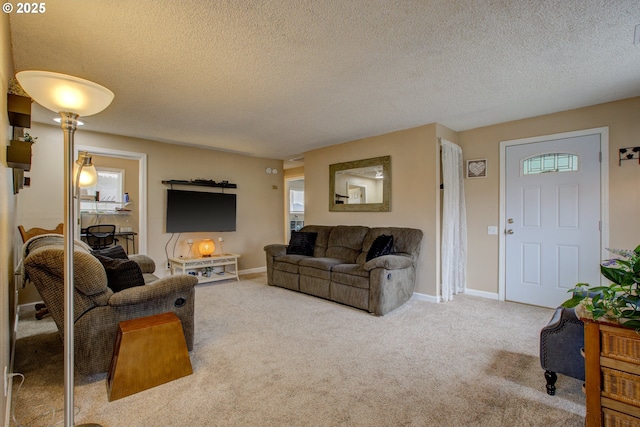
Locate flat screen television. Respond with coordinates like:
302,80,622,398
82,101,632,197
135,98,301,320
166,189,236,233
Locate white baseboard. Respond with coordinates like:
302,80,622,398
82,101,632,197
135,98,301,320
239,266,266,275
412,288,500,304
463,288,499,300
411,292,440,303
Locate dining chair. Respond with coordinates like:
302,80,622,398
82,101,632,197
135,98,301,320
85,224,118,250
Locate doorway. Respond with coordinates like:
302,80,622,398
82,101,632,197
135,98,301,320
286,178,304,242
347,184,365,204
76,145,148,254
499,127,609,308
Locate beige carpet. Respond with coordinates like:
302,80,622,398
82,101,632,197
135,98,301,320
11,274,584,426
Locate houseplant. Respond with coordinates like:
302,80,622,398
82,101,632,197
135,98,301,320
22,132,37,144
562,245,640,329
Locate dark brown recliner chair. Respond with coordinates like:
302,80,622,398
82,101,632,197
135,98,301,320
539,306,585,395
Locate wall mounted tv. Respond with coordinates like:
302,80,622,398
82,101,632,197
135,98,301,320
166,189,236,233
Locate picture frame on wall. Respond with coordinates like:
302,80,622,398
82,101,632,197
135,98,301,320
466,159,487,179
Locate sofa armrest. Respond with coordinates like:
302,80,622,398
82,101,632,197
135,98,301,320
129,254,156,274
264,244,287,257
363,254,412,271
108,274,198,307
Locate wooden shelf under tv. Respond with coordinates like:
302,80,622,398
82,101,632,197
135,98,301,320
162,180,237,189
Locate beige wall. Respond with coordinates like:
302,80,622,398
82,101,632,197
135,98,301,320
1,12,15,424
459,96,640,295
284,166,304,179
304,124,441,297
17,122,284,304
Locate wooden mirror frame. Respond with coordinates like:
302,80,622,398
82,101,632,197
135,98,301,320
329,155,391,212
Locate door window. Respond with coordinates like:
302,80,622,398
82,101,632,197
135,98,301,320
522,153,578,175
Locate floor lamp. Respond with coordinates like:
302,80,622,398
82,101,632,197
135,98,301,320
16,71,114,427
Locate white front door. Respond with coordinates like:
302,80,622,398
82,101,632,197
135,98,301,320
505,134,601,308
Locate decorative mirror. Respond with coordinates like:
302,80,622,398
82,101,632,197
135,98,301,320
329,155,390,212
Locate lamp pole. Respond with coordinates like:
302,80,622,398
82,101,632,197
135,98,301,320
60,111,78,425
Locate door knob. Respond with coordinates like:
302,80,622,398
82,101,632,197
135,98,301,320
506,229,514,235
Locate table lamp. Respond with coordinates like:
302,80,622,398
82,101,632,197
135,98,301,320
199,239,215,257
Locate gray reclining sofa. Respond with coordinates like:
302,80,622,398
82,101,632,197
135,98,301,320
264,225,423,316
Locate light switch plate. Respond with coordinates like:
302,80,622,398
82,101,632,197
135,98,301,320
487,226,498,235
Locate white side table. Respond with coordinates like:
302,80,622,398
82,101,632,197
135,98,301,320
169,254,241,284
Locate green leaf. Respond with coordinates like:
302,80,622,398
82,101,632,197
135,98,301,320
561,295,585,308
621,320,640,330
601,267,624,284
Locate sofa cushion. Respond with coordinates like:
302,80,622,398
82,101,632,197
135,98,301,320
92,245,128,260
299,265,332,280
357,227,423,265
299,225,333,257
274,258,304,274
274,254,309,275
366,234,394,261
325,226,370,264
332,264,370,289
299,257,345,271
286,231,317,256
94,254,145,293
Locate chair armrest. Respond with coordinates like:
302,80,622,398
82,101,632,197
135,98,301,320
129,254,156,274
363,254,412,271
108,274,197,307
264,244,287,257
541,306,582,333
539,307,586,381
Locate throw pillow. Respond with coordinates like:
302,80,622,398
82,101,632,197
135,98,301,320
286,231,318,256
366,234,394,261
94,254,145,292
91,245,129,260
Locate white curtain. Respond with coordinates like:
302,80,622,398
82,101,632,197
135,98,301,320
440,139,467,302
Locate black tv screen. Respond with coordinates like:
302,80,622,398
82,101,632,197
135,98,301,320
166,189,236,233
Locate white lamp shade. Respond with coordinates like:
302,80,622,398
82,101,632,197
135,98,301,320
74,163,97,187
16,70,114,116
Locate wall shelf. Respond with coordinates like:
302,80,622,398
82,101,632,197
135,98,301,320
81,200,132,215
162,180,237,189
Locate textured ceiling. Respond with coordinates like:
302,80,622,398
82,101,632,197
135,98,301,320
8,1,640,161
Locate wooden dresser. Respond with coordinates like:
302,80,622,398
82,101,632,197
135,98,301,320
584,320,640,426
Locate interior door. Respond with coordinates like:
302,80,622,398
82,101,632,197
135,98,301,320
505,134,601,308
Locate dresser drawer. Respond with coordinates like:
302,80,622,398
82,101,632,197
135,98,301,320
602,329,640,364
603,407,640,427
602,367,640,407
